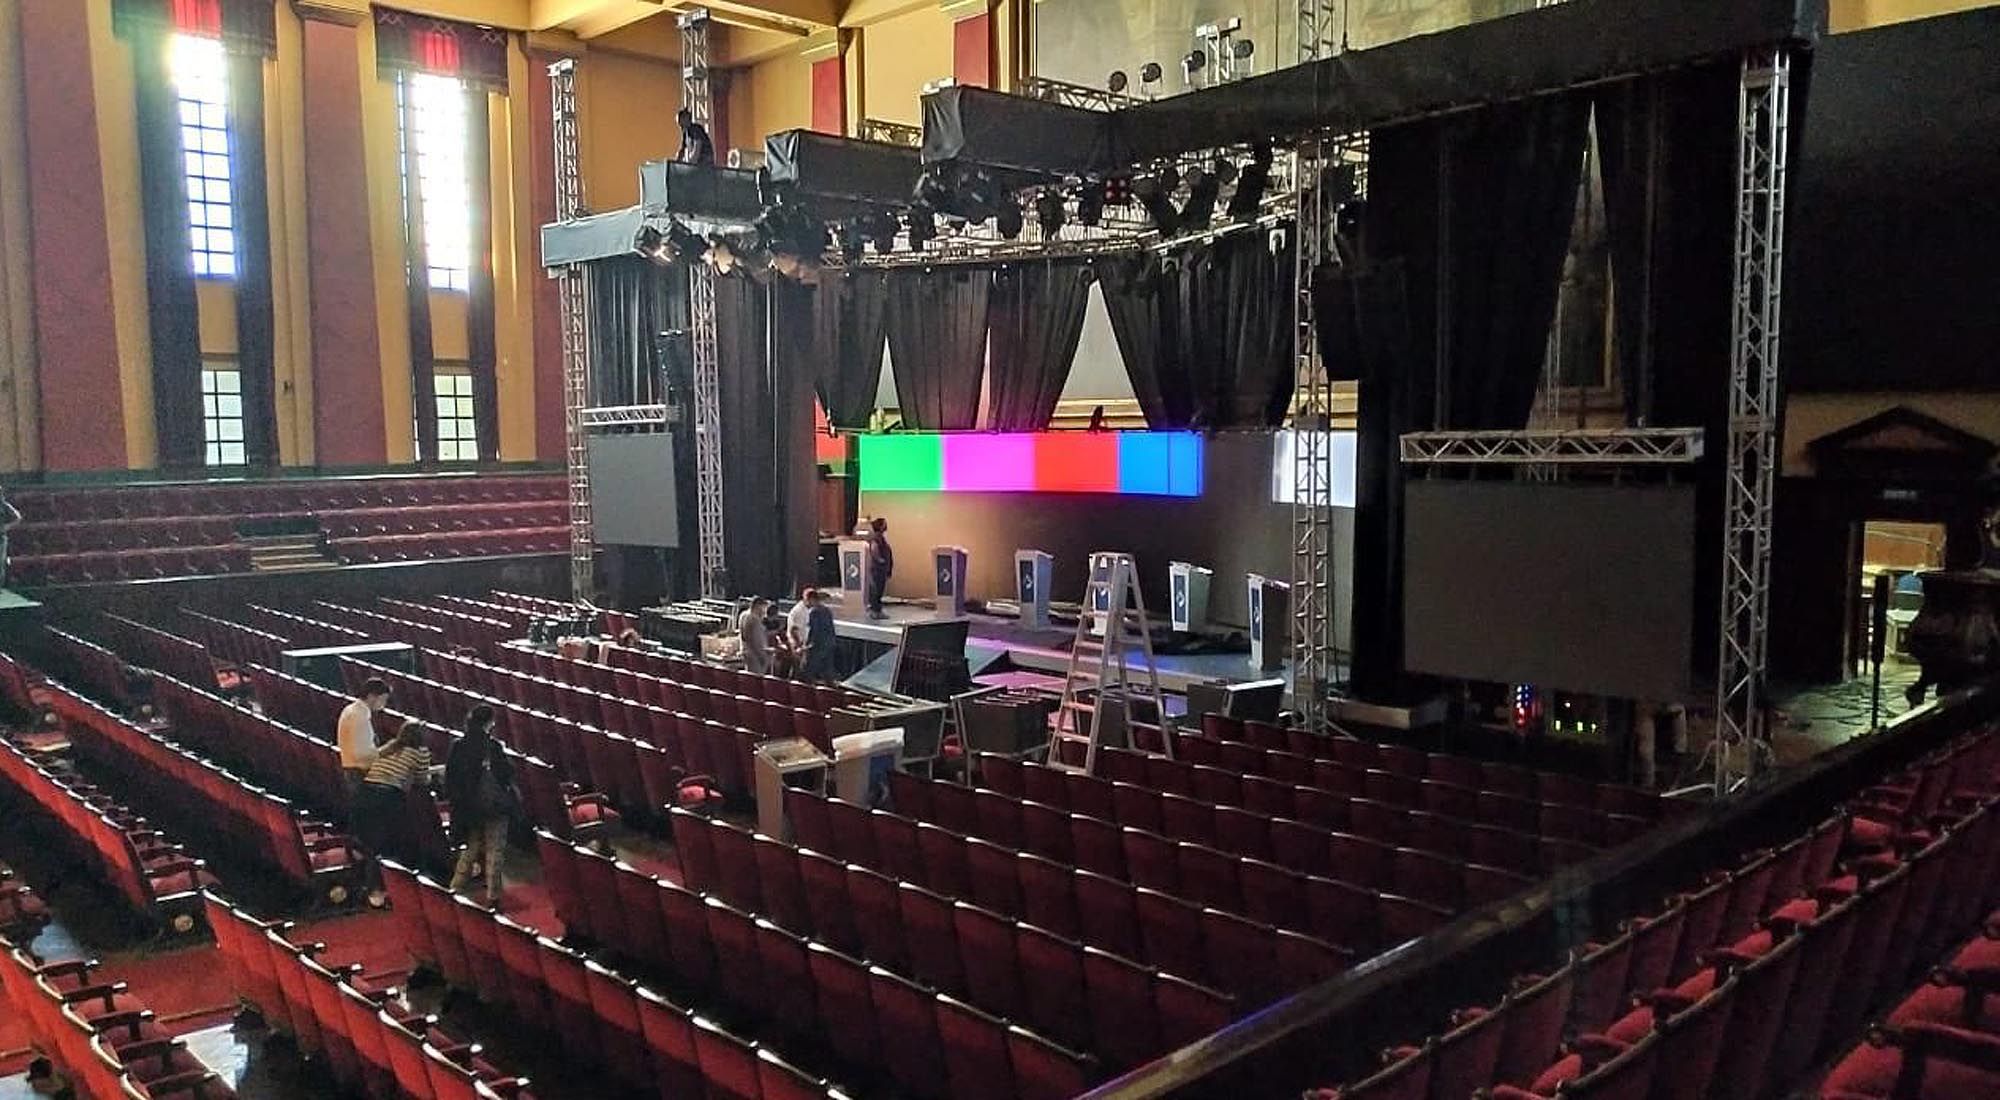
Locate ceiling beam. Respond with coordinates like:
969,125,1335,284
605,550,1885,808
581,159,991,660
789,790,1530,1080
566,0,672,38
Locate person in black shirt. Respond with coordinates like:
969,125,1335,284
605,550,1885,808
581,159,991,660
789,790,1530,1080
676,108,715,166
866,517,893,620
445,706,519,909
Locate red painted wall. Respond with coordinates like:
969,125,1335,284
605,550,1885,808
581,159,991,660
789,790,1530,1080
810,56,844,135
20,1,128,470
952,13,992,89
300,18,388,466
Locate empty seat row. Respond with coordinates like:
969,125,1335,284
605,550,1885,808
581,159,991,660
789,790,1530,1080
0,734,213,932
1175,732,1652,847
8,515,239,555
238,603,373,649
1308,722,2000,1100
250,663,614,847
9,545,252,588
47,630,142,710
205,894,532,1100
1195,715,1672,820
308,600,452,650
382,860,848,1100
44,674,364,904
97,616,219,693
1817,906,2000,1100
368,654,765,805
675,803,1337,1018
440,648,825,758
331,527,567,565
496,642,851,729
319,501,566,539
174,609,288,672
2,933,237,1099
595,641,870,711
786,785,1439,962
533,835,1101,1099
10,473,565,525
380,599,514,655
433,595,533,630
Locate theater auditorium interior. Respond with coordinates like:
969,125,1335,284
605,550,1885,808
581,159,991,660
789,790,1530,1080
4,0,2000,1098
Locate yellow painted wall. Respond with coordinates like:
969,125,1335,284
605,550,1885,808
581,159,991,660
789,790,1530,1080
493,41,537,462
858,4,951,126
1785,394,2000,476
579,50,682,212
742,46,812,145
1831,0,1998,31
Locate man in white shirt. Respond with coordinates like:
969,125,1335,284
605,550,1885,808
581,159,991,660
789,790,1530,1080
738,598,774,676
786,589,814,657
338,678,392,801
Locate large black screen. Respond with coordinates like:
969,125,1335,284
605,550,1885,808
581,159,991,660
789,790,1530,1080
1403,480,1695,699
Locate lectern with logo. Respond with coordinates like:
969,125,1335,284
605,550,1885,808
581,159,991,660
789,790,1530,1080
1247,573,1291,672
837,539,873,606
932,545,969,617
1014,549,1053,629
1169,561,1213,633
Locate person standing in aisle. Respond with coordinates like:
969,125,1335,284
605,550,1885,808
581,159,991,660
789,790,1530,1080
738,597,774,675
338,679,392,802
866,517,894,621
353,720,434,908
802,589,838,682
446,705,519,910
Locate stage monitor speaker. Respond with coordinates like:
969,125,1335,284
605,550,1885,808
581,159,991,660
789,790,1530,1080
933,545,969,618
837,539,874,606
1247,574,1290,672
1169,561,1213,633
1015,550,1053,629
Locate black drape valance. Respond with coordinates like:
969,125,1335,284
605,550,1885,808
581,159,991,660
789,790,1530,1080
886,268,990,432
987,262,1090,432
375,8,511,93
114,0,275,56
1096,253,1193,431
811,270,890,431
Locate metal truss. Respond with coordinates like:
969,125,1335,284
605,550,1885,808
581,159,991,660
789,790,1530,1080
1297,1,1341,62
549,59,594,604
857,119,922,148
580,404,678,428
1399,428,1705,466
679,9,728,599
1290,132,1367,735
1018,76,1143,112
1710,47,1794,796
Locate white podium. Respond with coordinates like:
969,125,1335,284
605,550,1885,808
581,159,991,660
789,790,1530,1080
831,728,904,806
1169,561,1213,633
1014,549,1053,629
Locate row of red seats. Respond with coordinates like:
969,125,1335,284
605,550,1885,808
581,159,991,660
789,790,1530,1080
309,600,452,649
45,675,365,905
970,756,1547,903
205,894,532,1100
534,833,1093,1100
9,546,252,588
1818,908,2000,1099
10,515,238,555
435,594,533,629
10,473,565,524
1177,729,1652,843
596,641,871,711
2,935,236,1099
498,643,855,724
339,658,670,828
331,527,567,565
250,663,615,847
1311,722,2000,1100
380,598,514,655
445,648,831,756
674,804,1300,1068
0,733,212,932
0,859,50,931
382,859,846,1100
49,630,141,710
319,501,566,539
1196,715,1671,818
785,783,1429,978
176,609,287,672
239,604,371,649
99,616,217,693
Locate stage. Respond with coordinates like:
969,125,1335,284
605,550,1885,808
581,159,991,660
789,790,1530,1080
824,596,1295,700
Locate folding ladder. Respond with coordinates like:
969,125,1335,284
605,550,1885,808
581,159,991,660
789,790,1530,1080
1050,552,1174,774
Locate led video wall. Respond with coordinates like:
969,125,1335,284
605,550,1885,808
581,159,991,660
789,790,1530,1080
858,432,1204,497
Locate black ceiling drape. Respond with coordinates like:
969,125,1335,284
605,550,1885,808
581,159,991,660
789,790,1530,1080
987,262,1091,432
227,48,278,467
586,257,684,408
715,274,781,596
886,267,990,431
131,31,205,469
807,269,889,431
1214,232,1296,428
1095,253,1195,430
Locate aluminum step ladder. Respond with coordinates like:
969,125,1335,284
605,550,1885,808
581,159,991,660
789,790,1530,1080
1050,552,1174,774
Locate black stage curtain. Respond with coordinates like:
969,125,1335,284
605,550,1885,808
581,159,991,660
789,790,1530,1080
1214,232,1295,428
987,262,1090,431
585,257,685,408
767,282,820,592
886,267,990,431
465,90,499,462
132,31,206,469
805,269,889,431
715,274,781,596
1167,247,1227,428
1096,253,1195,430
397,79,438,463
228,49,278,467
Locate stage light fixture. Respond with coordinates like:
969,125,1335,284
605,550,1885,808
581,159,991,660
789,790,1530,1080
667,221,708,263
996,200,1025,240
1132,176,1180,236
906,204,937,250
1322,163,1360,206
636,225,673,266
1225,142,1272,220
1230,39,1255,60
1181,167,1222,228
1212,159,1239,186
1107,70,1129,94
1140,62,1163,84
1102,176,1133,207
1158,166,1181,195
1076,183,1106,226
1034,192,1066,237
1182,50,1206,86
704,233,739,275
837,218,867,264
866,211,900,253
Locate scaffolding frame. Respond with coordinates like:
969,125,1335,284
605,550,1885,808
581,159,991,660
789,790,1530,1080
680,8,728,599
549,60,594,604
1705,46,1794,796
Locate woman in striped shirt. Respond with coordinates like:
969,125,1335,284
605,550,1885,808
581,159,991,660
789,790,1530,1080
355,721,435,907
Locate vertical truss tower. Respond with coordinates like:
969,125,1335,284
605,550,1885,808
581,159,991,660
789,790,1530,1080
680,8,728,599
548,59,594,603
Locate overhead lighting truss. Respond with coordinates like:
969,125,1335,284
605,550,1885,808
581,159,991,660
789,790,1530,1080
1399,428,1706,466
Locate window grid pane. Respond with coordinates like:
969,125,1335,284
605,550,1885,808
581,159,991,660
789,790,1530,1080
399,73,474,292
171,34,234,279
429,368,478,462
201,365,246,467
